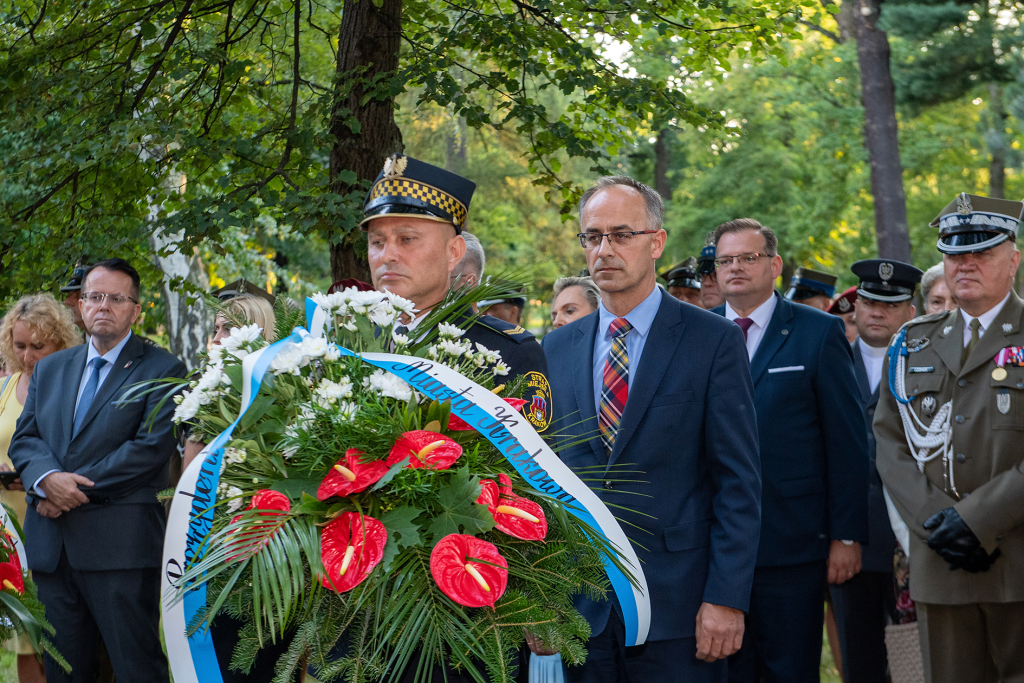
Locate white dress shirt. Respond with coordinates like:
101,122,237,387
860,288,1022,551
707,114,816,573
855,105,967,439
35,331,134,495
858,339,887,395
725,293,779,360
961,291,1011,347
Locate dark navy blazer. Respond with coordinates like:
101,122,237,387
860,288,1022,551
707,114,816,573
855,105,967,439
10,334,185,573
544,290,762,642
851,338,896,573
713,293,869,567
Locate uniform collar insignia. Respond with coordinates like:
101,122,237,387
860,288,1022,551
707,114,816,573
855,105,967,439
1003,323,1013,333
382,154,408,178
943,325,953,336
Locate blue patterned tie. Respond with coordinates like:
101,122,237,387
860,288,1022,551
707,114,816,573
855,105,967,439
73,358,108,437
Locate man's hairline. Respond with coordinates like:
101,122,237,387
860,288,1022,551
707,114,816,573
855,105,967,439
717,227,775,257
580,186,661,233
83,266,140,300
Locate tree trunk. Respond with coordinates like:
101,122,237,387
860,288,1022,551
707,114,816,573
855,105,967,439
149,173,211,371
328,0,405,284
988,82,1006,199
856,0,912,261
654,130,672,200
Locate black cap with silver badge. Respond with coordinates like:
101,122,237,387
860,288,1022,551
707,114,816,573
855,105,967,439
851,259,923,302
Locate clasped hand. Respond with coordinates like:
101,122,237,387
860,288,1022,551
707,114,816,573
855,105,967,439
695,602,744,662
36,472,94,519
923,507,1000,573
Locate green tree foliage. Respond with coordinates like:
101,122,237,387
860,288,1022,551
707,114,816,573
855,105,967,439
0,0,812,302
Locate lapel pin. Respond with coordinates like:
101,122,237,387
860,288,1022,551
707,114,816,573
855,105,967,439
124,361,132,369
781,329,789,336
1003,323,1013,333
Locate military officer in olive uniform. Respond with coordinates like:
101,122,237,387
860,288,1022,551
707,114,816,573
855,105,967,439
831,260,922,683
660,257,702,307
875,193,1024,683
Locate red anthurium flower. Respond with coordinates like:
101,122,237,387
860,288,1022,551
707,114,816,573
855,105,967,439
0,533,21,573
317,449,389,500
476,478,547,541
386,431,463,470
0,562,23,594
320,512,387,593
227,489,292,560
448,398,528,431
430,534,508,608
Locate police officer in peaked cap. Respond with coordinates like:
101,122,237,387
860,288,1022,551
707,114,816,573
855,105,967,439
60,263,90,332
696,244,725,309
784,266,837,311
830,259,922,683
874,193,1024,683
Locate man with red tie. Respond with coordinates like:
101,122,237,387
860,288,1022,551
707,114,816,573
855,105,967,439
543,176,762,683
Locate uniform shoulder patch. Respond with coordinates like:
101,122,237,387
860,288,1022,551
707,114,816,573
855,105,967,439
476,315,536,343
520,371,551,432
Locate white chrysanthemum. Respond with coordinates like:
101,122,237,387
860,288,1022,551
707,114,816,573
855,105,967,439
347,290,387,314
221,324,263,351
324,344,342,362
314,377,354,407
392,331,411,347
207,345,224,365
173,391,202,423
368,301,397,328
438,339,470,357
224,447,247,465
342,321,358,332
427,345,439,359
333,401,359,423
437,322,466,338
474,343,501,364
299,337,329,359
196,364,225,393
269,345,307,375
384,291,417,316
311,291,349,314
225,487,245,513
365,369,414,402
493,361,511,377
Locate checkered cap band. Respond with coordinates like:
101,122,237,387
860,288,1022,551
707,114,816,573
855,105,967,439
368,178,468,228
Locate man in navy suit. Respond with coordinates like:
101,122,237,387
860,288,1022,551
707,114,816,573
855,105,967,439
11,259,185,683
709,219,869,682
829,259,922,683
544,177,762,682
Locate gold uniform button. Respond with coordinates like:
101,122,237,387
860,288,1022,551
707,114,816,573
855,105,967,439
993,367,1008,381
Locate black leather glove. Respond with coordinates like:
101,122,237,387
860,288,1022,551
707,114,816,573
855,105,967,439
923,507,1001,572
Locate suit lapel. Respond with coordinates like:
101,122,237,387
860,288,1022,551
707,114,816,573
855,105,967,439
608,293,685,468
961,293,1024,377
749,294,795,386
852,339,874,405
62,346,89,444
72,335,145,441
571,314,603,462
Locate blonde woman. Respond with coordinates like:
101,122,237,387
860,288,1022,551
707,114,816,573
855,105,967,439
212,294,276,344
0,293,81,683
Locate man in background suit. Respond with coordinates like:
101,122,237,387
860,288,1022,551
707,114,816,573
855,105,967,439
830,260,922,683
11,259,185,683
710,219,869,682
544,177,762,682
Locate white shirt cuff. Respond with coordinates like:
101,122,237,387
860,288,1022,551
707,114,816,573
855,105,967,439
32,470,61,498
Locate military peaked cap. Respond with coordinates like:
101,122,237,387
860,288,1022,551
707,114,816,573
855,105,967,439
851,259,923,303
930,193,1023,254
785,267,836,301
660,257,701,290
361,154,476,234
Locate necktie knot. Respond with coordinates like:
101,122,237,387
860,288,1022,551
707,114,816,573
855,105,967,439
609,318,632,339
92,358,109,372
735,317,754,340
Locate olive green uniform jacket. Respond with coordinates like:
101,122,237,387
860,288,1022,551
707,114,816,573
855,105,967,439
875,292,1024,605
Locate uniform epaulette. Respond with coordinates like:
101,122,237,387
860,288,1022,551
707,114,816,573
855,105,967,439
475,315,537,344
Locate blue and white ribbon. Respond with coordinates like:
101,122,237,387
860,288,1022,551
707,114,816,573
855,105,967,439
161,300,650,683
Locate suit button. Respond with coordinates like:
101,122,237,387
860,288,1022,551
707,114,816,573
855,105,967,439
603,480,613,490
955,415,965,423
959,379,967,387
956,454,966,464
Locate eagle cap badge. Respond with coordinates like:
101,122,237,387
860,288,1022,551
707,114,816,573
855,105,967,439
838,297,851,313
1003,323,1013,333
879,262,894,282
382,154,408,179
956,192,973,215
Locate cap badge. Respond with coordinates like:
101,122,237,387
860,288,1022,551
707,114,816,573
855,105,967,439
956,193,973,215
838,297,851,313
921,395,937,418
907,338,930,353
382,154,408,179
1003,323,1013,333
878,262,894,282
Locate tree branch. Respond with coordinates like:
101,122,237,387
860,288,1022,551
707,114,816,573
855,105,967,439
798,19,841,43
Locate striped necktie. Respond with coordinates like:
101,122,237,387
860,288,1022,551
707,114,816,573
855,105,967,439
599,317,632,455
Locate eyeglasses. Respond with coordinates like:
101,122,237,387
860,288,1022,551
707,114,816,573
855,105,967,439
577,231,659,249
81,292,138,306
714,253,771,269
